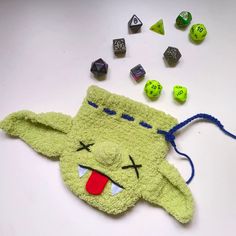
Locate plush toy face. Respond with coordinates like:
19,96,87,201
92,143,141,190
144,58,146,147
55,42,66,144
0,86,194,223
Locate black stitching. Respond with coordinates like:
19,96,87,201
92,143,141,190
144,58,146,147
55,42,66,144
79,164,124,189
77,141,94,152
122,155,142,179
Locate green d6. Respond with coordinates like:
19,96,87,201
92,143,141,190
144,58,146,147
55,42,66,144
189,24,207,41
144,80,162,99
176,11,192,28
173,85,188,103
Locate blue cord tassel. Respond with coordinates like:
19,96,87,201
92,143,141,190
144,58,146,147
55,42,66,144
157,113,236,184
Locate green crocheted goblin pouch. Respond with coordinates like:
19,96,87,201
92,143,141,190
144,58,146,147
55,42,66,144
1,86,235,223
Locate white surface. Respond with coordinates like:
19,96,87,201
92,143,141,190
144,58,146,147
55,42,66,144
0,0,236,235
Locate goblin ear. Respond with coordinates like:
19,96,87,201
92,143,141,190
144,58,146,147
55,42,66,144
0,110,73,159
142,160,194,224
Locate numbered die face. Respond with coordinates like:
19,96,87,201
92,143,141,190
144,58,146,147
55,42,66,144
128,14,143,33
144,80,163,99
190,24,207,41
113,38,126,55
173,85,188,103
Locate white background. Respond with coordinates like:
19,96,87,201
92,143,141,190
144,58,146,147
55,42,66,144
0,0,236,235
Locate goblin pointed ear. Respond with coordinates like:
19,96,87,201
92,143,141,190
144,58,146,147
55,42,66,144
0,110,73,159
142,160,194,224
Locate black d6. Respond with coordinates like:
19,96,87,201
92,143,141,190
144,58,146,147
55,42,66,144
163,47,182,66
113,38,126,55
90,58,108,77
128,14,143,33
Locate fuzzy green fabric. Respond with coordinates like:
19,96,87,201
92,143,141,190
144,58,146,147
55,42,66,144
0,85,194,223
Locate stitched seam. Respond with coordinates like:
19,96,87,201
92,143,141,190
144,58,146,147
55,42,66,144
87,100,157,131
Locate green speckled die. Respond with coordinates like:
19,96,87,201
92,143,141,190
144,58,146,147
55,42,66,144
190,24,207,41
144,80,163,99
173,85,188,103
176,11,192,28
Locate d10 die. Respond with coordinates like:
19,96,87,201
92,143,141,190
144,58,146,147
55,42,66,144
173,85,188,103
130,64,146,82
128,14,143,33
144,80,162,99
190,24,207,41
164,46,182,66
176,11,192,28
90,58,108,77
113,38,126,55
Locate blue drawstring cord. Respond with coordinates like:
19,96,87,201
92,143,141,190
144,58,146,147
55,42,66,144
157,113,236,184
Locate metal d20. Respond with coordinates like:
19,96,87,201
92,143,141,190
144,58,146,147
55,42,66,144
90,58,108,77
163,47,182,66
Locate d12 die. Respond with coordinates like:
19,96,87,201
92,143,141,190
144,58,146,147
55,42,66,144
164,46,182,66
144,80,163,99
130,64,146,81
113,38,126,55
173,85,188,103
128,14,143,33
90,58,108,77
190,24,207,41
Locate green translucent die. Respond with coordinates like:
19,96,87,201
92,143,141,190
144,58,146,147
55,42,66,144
150,19,165,35
176,11,192,28
144,80,163,99
0,86,194,223
190,24,207,41
173,85,188,103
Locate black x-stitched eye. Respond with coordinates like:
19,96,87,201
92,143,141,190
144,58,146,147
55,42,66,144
77,141,94,152
122,155,142,179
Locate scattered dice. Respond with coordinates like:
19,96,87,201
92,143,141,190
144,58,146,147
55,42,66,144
113,38,126,55
128,14,143,33
163,46,182,66
144,80,162,99
130,64,146,82
190,24,207,41
176,11,192,28
90,58,108,77
173,85,188,103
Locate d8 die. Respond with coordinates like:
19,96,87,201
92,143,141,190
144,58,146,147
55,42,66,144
190,24,207,41
164,46,182,66
176,11,192,28
90,58,108,77
144,80,162,99
173,85,188,103
130,64,146,82
113,38,126,55
128,14,143,33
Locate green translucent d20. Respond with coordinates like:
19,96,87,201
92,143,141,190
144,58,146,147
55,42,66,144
150,19,165,35
173,85,188,103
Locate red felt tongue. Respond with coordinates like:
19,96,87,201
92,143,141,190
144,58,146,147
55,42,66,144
86,170,109,195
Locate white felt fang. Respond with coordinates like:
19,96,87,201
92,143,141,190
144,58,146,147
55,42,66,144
111,183,123,196
78,166,88,177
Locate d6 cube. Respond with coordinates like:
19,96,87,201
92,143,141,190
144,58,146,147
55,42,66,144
173,85,188,103
164,46,182,66
190,24,207,41
113,38,126,55
144,80,162,99
176,11,192,28
128,14,143,33
130,64,146,81
90,58,108,77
